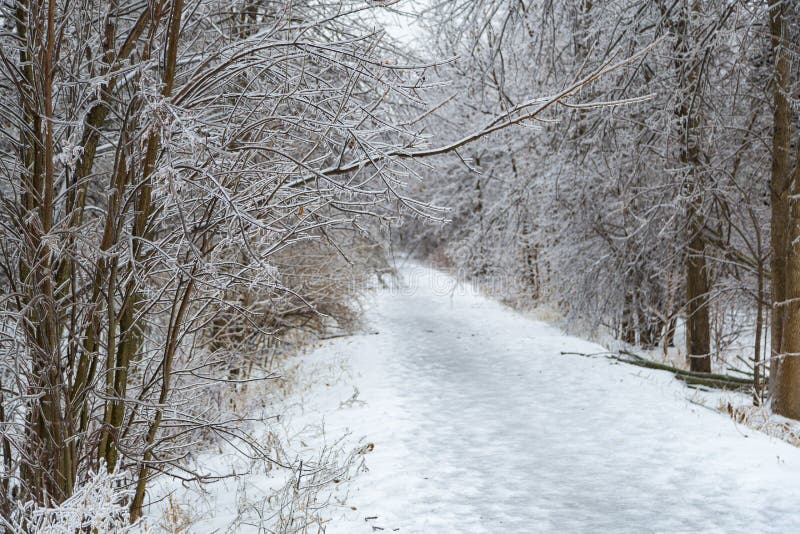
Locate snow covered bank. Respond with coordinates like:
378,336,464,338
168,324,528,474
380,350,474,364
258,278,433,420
148,263,800,532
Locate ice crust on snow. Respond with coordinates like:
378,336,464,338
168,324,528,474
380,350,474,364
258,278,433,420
149,264,800,533
319,264,800,533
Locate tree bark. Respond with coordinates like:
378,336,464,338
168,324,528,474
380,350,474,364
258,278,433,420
754,238,765,405
767,0,798,417
774,150,800,418
675,0,711,373
685,223,711,372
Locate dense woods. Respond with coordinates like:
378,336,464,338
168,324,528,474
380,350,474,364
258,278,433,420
0,0,434,526
0,0,799,530
403,0,800,412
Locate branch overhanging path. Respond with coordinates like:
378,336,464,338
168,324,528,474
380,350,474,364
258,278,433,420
288,43,659,188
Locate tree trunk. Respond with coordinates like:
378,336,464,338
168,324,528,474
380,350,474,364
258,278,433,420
774,155,800,417
675,0,711,373
621,292,636,344
685,232,711,372
754,240,765,405
768,0,798,416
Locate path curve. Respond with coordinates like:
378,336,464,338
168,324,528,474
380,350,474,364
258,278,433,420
323,264,800,533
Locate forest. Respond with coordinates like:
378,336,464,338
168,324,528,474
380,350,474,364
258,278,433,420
1,0,799,531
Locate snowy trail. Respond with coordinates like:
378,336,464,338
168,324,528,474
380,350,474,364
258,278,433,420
315,264,800,533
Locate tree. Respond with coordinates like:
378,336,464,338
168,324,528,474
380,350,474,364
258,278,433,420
670,0,712,372
768,0,800,419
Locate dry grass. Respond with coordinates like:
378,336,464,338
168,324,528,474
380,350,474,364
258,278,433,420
158,496,192,533
718,400,800,447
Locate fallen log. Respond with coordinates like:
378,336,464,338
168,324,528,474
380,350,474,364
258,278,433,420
561,349,753,391
674,374,750,391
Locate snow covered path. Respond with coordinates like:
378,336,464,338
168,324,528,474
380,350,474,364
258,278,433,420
316,264,800,533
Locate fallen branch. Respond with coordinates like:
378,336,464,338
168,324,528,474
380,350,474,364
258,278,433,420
674,374,750,391
561,350,753,391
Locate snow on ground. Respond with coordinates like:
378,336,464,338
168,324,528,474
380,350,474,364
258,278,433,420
148,263,800,532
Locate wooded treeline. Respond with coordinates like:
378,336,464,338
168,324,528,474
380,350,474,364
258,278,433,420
0,0,432,528
401,0,800,415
